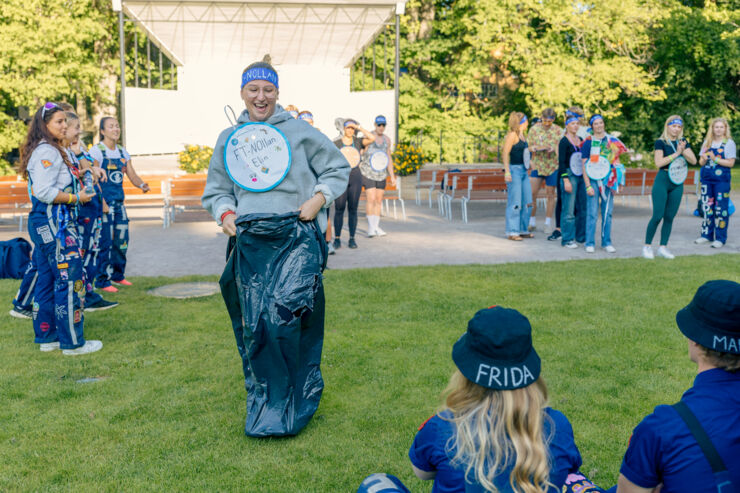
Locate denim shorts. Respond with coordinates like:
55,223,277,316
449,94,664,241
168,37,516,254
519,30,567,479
531,169,557,187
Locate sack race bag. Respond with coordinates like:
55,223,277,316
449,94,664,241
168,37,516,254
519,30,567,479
0,237,32,279
220,211,327,437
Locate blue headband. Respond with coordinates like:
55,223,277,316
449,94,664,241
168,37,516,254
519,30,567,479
589,114,603,126
241,67,279,89
299,112,313,121
519,115,528,125
344,119,358,128
668,118,683,126
566,116,580,126
289,110,298,118
566,110,583,119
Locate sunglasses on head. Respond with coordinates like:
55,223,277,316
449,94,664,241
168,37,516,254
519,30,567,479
41,102,60,119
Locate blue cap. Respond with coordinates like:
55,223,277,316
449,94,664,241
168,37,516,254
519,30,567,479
357,474,410,493
375,115,387,125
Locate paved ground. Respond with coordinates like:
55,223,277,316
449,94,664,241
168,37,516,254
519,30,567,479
3,193,736,277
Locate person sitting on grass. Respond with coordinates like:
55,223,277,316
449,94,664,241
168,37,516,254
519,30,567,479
612,280,740,493
409,306,587,492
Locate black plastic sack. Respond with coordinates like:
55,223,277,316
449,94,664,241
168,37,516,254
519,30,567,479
220,211,327,437
0,237,32,279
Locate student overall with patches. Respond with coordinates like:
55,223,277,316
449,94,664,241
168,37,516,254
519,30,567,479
17,103,102,355
642,116,697,260
695,118,736,249
614,280,740,493
409,306,586,493
89,117,150,292
360,115,397,238
580,115,628,253
202,60,350,437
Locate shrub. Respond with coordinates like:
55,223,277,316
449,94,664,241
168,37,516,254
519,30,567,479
178,145,213,174
392,143,426,176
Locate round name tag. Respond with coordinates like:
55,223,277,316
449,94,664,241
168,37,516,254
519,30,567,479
223,122,292,192
586,156,611,181
569,152,583,176
668,156,688,185
369,151,389,172
341,146,361,168
523,148,531,169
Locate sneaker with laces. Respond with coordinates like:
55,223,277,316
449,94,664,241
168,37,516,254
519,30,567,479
367,230,377,238
376,227,387,237
62,340,103,356
711,240,724,249
348,238,358,249
332,238,341,249
694,237,710,245
604,245,616,253
9,306,32,319
112,279,132,286
585,246,595,253
39,341,60,352
100,285,118,293
657,246,674,259
564,241,578,249
642,246,654,259
547,230,562,241
327,242,336,255
85,299,119,312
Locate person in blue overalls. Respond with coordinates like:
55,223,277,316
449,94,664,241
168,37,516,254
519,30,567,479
17,102,102,355
409,306,585,492
65,112,118,312
695,117,736,249
88,117,149,292
614,280,740,493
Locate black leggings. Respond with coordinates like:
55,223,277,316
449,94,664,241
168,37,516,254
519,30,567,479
645,170,683,245
334,167,362,238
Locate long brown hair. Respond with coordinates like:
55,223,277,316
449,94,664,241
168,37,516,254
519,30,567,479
18,103,72,179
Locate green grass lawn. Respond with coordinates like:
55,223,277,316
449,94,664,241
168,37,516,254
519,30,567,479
1,255,739,492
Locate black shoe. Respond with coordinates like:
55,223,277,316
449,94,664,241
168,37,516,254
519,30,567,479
9,306,32,319
333,238,341,249
348,238,358,249
547,230,562,241
85,299,119,312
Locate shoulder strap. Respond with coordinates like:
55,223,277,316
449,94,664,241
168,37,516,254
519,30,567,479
672,401,735,493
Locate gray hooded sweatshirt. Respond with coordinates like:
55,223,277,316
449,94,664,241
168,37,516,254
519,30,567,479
202,105,350,232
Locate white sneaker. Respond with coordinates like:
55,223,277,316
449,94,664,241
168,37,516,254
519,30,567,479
564,241,579,249
694,237,710,245
367,230,377,238
62,340,103,356
642,246,654,259
585,246,595,253
711,240,723,249
39,342,60,352
375,227,387,237
604,245,616,253
657,246,674,259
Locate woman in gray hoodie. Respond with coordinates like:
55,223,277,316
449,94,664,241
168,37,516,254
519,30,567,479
202,60,350,437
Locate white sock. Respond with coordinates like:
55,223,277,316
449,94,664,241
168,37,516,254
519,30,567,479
529,217,536,227
367,216,375,232
372,215,380,230
545,217,551,226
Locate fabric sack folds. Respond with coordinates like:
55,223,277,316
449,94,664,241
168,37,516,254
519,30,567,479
220,211,327,437
0,237,32,279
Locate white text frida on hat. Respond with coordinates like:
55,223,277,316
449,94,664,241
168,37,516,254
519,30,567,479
475,363,535,389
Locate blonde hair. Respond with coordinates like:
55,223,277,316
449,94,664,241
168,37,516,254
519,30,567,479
702,117,732,150
285,105,299,112
443,371,552,493
660,115,684,142
508,112,526,134
567,106,586,126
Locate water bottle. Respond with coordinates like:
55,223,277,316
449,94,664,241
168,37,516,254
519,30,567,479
83,170,95,195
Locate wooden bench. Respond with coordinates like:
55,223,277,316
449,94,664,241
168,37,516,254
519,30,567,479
123,176,167,207
440,170,505,220
459,174,509,223
0,181,30,231
165,175,207,227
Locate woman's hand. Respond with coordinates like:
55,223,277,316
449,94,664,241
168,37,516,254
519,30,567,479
78,190,94,204
222,214,237,236
92,167,107,182
586,185,595,197
677,140,687,153
299,192,326,221
563,179,573,194
139,182,150,193
505,170,512,183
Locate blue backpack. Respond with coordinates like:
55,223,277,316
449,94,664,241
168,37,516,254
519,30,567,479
0,238,32,279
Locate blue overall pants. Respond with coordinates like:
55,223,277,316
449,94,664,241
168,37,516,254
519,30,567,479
96,152,129,286
700,144,732,244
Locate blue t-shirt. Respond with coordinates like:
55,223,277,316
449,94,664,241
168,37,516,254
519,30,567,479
409,408,582,493
620,368,740,493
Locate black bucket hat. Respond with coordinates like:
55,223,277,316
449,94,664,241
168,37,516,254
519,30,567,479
676,280,740,354
452,306,541,390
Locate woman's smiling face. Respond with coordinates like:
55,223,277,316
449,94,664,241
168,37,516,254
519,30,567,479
241,80,278,122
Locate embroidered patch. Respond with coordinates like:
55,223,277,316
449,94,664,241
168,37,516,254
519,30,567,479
57,263,68,269
40,322,50,331
41,159,53,168
59,269,68,281
74,309,82,323
65,236,76,247
36,225,54,244
74,280,84,293
719,221,726,229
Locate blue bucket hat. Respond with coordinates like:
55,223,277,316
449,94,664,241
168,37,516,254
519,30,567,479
676,280,740,354
452,306,541,390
